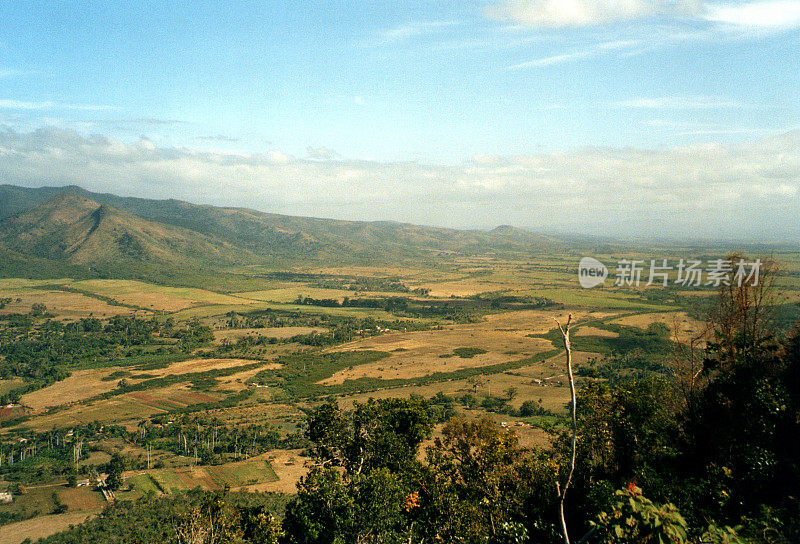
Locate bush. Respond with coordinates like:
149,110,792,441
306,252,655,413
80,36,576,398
592,484,689,544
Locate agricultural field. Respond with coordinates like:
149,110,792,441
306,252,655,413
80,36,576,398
0,288,131,319
67,279,258,312
126,457,278,495
1,247,799,541
0,510,100,544
20,358,279,412
1,254,786,433
319,309,597,383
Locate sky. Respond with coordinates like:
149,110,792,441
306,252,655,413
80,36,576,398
0,1,799,242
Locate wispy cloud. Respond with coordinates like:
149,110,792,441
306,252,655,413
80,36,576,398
0,99,114,111
486,0,800,34
615,95,746,109
645,118,766,135
196,134,240,143
113,118,185,126
0,69,30,79
375,20,460,45
508,39,640,69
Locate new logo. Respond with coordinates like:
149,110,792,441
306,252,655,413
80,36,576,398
578,257,608,288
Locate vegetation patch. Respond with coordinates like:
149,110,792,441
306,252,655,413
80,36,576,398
452,347,488,358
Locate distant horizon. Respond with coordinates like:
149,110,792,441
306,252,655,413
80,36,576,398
4,180,799,248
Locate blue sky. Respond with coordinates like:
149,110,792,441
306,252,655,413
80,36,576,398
1,1,799,240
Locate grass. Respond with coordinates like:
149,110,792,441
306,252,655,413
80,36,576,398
69,279,256,307
0,278,75,290
533,321,673,358
258,347,562,401
0,509,100,544
22,357,260,412
21,368,122,411
0,379,24,397
523,287,675,311
205,460,278,488
149,470,186,494
55,487,106,511
126,474,160,495
0,289,130,318
135,459,279,495
0,486,59,526
255,350,391,398
235,286,408,303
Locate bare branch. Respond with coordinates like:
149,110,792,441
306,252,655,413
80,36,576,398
553,313,576,544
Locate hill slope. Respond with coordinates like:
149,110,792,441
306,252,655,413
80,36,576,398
0,184,572,283
0,194,255,273
0,185,562,261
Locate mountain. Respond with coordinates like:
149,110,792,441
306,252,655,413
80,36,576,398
0,194,254,273
0,184,567,280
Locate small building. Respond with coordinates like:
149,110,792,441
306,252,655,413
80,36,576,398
0,492,13,503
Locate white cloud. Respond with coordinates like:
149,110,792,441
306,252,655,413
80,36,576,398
487,0,700,28
0,99,114,111
703,0,800,28
487,0,800,32
0,127,798,241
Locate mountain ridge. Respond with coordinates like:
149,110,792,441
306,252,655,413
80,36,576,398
0,193,255,271
0,184,568,281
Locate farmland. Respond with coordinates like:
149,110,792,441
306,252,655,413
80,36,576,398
1,246,799,543
125,457,278,495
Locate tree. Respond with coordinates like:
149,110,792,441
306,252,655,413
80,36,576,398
673,256,800,527
283,467,409,544
106,453,125,491
519,400,548,417
417,416,549,544
467,375,487,395
504,387,518,401
283,398,435,544
241,504,283,544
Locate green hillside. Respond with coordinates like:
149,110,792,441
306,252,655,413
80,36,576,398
0,193,256,278
0,184,564,266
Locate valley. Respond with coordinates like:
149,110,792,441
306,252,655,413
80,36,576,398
0,186,798,543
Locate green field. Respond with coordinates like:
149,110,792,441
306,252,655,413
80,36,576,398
135,459,278,495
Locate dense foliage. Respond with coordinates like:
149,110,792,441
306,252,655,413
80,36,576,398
34,490,288,544
0,312,212,404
